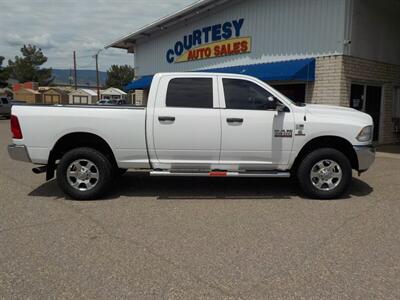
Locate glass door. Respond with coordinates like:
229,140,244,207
365,86,382,141
350,84,382,141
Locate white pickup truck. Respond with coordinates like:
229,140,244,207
8,72,375,200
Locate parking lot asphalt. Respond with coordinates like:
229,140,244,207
0,117,400,299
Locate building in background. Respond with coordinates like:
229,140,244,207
107,0,400,144
42,88,69,104
13,82,39,93
69,88,98,104
14,88,41,104
13,82,41,103
100,87,127,100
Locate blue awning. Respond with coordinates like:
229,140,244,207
124,75,153,91
124,58,315,91
202,58,315,81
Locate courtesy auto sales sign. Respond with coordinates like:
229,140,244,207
166,18,251,63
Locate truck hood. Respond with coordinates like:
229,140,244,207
304,104,373,125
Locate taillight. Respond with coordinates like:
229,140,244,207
11,115,23,139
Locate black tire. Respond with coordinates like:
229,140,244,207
57,147,113,200
297,148,352,199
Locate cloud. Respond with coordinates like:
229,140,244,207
81,40,105,51
0,0,195,70
29,34,57,49
4,34,24,47
5,33,56,49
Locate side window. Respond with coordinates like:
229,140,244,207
1,98,9,104
166,78,213,108
223,78,276,110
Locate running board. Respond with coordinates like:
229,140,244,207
150,171,291,178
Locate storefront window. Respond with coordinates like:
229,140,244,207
271,84,306,103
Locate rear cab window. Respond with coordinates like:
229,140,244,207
166,78,213,108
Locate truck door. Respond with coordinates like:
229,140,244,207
152,76,221,170
219,77,294,171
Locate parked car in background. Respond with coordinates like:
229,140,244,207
0,99,27,118
96,99,127,105
0,97,12,118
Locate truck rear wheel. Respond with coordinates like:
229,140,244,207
297,148,352,199
57,147,113,200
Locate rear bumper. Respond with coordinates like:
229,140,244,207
354,145,375,172
8,144,31,162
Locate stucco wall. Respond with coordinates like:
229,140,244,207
134,0,348,76
350,0,400,66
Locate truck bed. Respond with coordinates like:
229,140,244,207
12,104,150,168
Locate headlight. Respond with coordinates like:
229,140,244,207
356,126,373,142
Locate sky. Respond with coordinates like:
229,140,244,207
0,0,195,71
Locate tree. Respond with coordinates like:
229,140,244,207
105,65,135,90
0,56,10,88
8,44,53,85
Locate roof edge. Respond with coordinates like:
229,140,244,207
105,0,225,50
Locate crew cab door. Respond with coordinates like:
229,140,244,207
151,75,221,170
218,76,294,171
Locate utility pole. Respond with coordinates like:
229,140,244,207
95,54,100,100
93,49,102,101
73,51,77,90
69,68,73,86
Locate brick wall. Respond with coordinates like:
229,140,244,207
305,56,347,106
307,55,400,144
12,82,39,93
134,90,144,105
342,56,400,144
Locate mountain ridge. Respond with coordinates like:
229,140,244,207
52,69,107,87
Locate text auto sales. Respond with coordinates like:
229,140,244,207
166,18,246,63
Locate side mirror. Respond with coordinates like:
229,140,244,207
276,101,288,113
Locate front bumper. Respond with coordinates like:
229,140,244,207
8,144,31,162
354,145,375,172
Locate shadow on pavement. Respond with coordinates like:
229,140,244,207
28,172,373,201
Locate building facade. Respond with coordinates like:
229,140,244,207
69,88,98,105
107,0,400,144
42,88,70,104
14,88,41,104
100,87,127,100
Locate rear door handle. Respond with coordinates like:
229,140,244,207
227,118,243,123
158,116,175,122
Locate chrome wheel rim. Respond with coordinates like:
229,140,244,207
310,159,342,191
67,159,99,191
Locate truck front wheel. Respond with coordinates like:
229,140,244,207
297,148,352,199
57,147,113,200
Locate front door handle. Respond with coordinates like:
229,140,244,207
158,116,175,122
226,118,243,123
